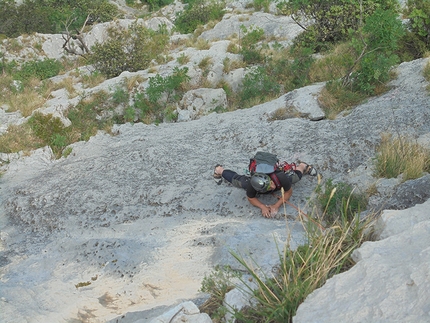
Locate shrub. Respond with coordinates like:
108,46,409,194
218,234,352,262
373,133,430,181
397,30,429,61
424,60,430,92
15,58,63,82
0,0,120,38
240,25,265,64
89,22,169,78
140,0,174,11
67,91,114,141
112,86,130,105
318,80,366,119
146,67,190,103
308,42,355,83
131,67,190,123
405,0,430,50
277,0,399,49
240,66,281,106
175,0,225,34
199,265,240,320
252,0,270,12
28,112,71,158
349,9,404,94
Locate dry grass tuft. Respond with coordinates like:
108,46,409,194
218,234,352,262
7,87,46,117
125,75,145,91
374,133,430,181
0,124,44,153
318,81,366,119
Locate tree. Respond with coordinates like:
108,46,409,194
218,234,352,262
277,0,399,48
89,22,169,78
344,8,405,94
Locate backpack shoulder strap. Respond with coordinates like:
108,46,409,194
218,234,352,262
268,172,281,189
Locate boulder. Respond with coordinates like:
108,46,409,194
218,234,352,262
178,88,227,121
293,199,430,323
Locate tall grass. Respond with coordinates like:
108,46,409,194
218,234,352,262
374,133,430,181
200,186,376,323
227,211,376,323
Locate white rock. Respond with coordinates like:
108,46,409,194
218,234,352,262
149,301,212,323
178,88,227,121
293,199,430,323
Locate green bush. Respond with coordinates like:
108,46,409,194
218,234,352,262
132,67,190,123
252,0,270,12
240,25,265,64
286,46,315,90
89,22,169,78
397,30,429,61
146,67,190,103
16,58,63,82
67,91,113,141
240,66,281,105
278,0,399,49
349,8,404,94
28,112,71,157
140,0,174,11
0,0,120,38
112,86,130,105
175,0,225,34
405,0,430,49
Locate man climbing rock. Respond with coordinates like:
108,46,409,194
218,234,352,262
213,152,317,218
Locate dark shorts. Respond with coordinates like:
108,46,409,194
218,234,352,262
222,170,250,189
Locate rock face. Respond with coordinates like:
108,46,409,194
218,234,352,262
0,1,430,322
293,199,430,323
0,57,429,323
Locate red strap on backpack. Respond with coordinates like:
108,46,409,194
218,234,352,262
268,173,281,189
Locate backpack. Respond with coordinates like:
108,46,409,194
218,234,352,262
248,151,296,175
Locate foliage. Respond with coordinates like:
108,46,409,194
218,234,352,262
175,0,225,34
89,22,169,78
252,0,271,12
131,67,190,123
318,80,367,119
285,46,315,90
27,112,72,158
0,0,120,38
405,0,430,49
373,133,430,181
230,213,376,322
346,9,404,94
146,67,190,103
140,0,174,11
277,0,399,50
397,30,429,61
240,66,281,106
0,124,44,154
199,265,241,320
424,60,430,92
315,179,367,224
112,86,130,105
15,58,63,82
67,91,114,141
240,25,265,64
308,42,355,83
